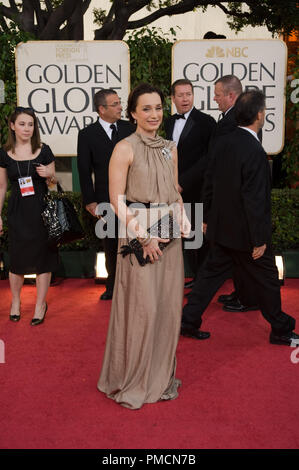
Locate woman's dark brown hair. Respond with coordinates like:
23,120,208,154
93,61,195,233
4,107,41,153
126,83,164,124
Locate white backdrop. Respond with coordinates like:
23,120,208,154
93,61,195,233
16,41,130,156
172,39,287,154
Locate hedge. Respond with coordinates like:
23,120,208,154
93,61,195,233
0,188,298,253
271,188,299,251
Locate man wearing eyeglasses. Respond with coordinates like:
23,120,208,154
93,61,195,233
77,89,135,300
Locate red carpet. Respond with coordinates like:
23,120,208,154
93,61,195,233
0,278,298,449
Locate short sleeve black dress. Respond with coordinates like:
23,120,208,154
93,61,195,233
0,144,59,275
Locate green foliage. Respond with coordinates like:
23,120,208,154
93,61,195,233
271,188,299,251
1,189,298,253
126,26,177,120
281,53,299,187
93,8,107,26
225,1,298,36
0,23,34,147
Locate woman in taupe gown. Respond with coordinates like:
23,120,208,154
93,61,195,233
97,84,190,410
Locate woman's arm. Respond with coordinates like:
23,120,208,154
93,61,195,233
109,139,142,235
0,168,8,235
172,146,191,238
35,161,55,181
109,140,169,263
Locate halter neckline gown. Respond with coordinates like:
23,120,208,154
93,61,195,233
97,132,184,410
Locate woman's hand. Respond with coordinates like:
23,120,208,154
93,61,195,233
35,163,54,179
142,237,169,263
176,202,191,238
180,213,191,238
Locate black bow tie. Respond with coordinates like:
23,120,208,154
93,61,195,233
174,113,185,120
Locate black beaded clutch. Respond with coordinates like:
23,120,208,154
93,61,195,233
119,213,180,266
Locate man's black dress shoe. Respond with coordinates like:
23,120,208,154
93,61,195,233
100,291,113,300
218,291,237,304
180,323,210,340
184,280,195,289
31,302,48,326
223,299,259,312
270,331,299,346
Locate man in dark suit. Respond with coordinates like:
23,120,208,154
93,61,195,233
183,90,298,346
205,75,260,312
181,76,260,340
77,89,135,300
165,79,216,334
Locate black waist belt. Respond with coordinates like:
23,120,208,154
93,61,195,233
126,199,168,209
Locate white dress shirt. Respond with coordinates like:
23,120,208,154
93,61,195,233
238,126,260,142
99,117,117,140
224,106,234,116
172,107,193,145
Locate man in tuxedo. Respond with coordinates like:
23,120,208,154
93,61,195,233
183,90,299,347
165,79,216,331
77,89,135,300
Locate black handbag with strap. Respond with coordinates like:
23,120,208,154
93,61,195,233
41,182,84,246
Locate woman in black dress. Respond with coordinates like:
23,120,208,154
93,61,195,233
0,107,58,325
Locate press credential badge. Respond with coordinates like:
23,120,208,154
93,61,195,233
18,176,35,196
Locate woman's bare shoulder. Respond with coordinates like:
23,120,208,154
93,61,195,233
111,138,134,166
114,138,133,152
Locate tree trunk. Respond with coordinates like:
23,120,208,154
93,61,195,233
19,1,35,34
66,1,84,40
39,0,78,39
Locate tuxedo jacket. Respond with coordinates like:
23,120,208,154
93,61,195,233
203,107,262,222
164,108,216,202
77,118,135,205
206,127,272,252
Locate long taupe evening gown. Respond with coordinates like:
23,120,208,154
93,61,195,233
97,132,184,410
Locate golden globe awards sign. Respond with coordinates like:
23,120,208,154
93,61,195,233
16,41,130,156
172,40,287,154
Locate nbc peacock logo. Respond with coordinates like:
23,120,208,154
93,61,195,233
205,46,225,58
205,45,249,58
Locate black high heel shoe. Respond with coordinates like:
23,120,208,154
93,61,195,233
9,304,21,322
31,302,48,326
9,313,21,322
